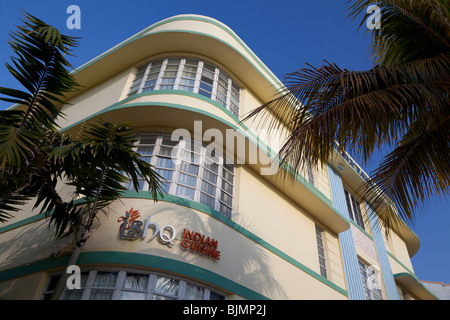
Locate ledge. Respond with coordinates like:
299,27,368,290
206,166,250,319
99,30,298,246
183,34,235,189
394,273,439,300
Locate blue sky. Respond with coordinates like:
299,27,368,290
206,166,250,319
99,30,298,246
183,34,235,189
1,0,449,285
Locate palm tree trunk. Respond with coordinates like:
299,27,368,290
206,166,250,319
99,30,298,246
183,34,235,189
50,171,106,300
49,232,88,300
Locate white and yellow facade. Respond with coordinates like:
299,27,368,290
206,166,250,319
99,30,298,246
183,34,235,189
0,15,437,300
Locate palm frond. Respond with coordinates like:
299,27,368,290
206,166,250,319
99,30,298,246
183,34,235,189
44,119,165,238
347,0,450,64
245,54,448,168
243,0,449,225
0,11,79,173
363,108,450,225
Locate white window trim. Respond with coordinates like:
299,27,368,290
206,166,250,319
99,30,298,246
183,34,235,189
358,259,383,300
315,225,327,279
44,268,227,300
129,57,241,117
344,189,365,230
129,134,235,219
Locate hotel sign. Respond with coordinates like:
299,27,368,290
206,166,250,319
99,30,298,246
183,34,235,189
117,208,221,260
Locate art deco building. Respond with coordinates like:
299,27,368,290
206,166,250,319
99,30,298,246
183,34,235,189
0,15,437,300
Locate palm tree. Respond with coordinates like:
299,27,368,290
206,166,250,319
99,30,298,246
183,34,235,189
244,0,449,227
0,12,165,299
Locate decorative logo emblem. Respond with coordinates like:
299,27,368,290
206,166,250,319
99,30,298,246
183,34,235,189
117,208,176,245
117,208,143,240
117,208,220,260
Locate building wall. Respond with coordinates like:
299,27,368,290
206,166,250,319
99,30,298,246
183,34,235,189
0,14,427,300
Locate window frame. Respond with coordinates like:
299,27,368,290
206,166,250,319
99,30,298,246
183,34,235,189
344,189,365,230
315,225,328,279
130,134,235,219
128,57,241,118
358,259,383,300
44,269,227,300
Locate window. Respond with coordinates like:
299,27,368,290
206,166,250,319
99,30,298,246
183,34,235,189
344,190,365,230
128,57,241,117
43,270,226,300
127,134,234,219
358,260,383,300
315,225,327,278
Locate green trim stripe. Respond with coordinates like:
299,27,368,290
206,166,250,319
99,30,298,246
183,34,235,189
62,91,339,217
0,252,268,300
393,273,439,300
79,251,269,300
72,15,285,91
122,191,348,296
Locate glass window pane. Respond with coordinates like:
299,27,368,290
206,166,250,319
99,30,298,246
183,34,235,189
120,291,146,300
161,77,176,84
220,192,232,206
198,89,212,98
154,295,177,300
156,169,173,181
176,185,195,200
221,180,233,194
209,291,225,300
200,192,215,208
140,136,157,145
162,136,181,147
217,84,227,95
167,58,181,64
154,276,179,296
320,267,328,278
137,146,154,156
126,179,146,191
179,85,194,92
144,79,157,87
200,79,213,90
178,173,197,187
180,162,199,175
142,86,155,92
180,78,195,86
185,283,204,300
140,156,152,164
124,273,149,290
147,71,160,80
182,150,201,164
219,203,232,218
316,237,324,248
204,160,218,173
222,169,233,184
201,69,215,81
160,181,171,194
157,157,175,169
64,289,84,300
151,60,163,67
222,169,233,183
94,272,117,287
185,59,199,66
89,289,114,300
201,180,216,196
319,256,326,267
203,63,215,73
223,163,234,174
203,170,217,184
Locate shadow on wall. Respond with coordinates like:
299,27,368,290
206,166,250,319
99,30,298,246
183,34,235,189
0,218,74,272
